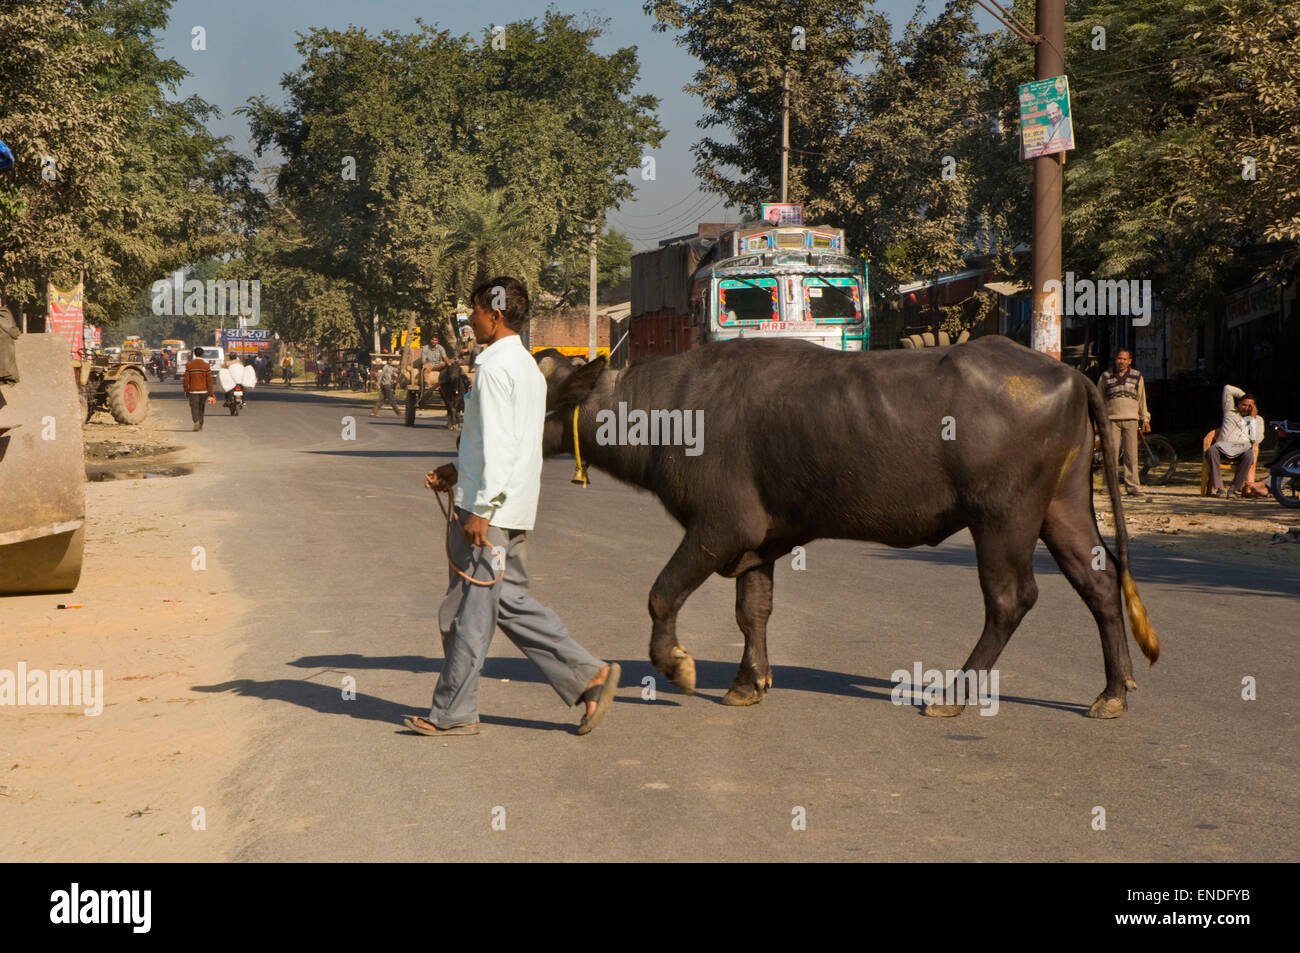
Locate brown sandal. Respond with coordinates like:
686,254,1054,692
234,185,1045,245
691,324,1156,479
577,663,620,736
403,715,479,736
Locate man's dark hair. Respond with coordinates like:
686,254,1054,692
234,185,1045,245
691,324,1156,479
1238,392,1256,405
193,347,204,357
470,276,530,332
1115,349,1132,359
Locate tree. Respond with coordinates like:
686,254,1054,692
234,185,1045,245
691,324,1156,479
645,0,884,212
649,1,994,299
0,0,257,326
970,0,1300,318
243,14,664,350
540,229,634,310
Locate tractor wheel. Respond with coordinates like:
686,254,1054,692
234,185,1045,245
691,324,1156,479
107,371,150,424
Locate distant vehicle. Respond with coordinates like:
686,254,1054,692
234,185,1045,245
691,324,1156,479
161,338,186,351
172,349,190,379
629,220,869,361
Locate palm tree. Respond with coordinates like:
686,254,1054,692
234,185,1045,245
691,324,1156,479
438,187,545,301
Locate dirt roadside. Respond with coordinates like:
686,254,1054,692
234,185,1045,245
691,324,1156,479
1094,474,1300,568
0,404,261,861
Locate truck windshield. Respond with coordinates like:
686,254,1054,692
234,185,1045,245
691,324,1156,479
803,276,862,322
718,278,777,323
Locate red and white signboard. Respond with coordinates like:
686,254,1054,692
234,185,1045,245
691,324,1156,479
46,282,85,359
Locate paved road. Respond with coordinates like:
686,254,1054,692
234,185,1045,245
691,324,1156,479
154,379,1298,861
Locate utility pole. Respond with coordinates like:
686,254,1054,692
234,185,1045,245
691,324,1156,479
588,225,598,362
1030,0,1065,360
779,66,791,204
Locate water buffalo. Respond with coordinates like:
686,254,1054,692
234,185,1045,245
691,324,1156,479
438,362,469,430
539,336,1159,718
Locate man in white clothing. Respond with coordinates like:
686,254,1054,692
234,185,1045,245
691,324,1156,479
405,277,619,737
1206,384,1264,498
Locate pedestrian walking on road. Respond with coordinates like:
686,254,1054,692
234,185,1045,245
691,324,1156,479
370,359,402,416
183,347,216,431
1098,349,1150,498
406,276,619,738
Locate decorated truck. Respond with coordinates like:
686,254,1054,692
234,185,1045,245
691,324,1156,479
628,220,869,361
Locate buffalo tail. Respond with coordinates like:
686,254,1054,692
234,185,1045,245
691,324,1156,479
1085,377,1160,664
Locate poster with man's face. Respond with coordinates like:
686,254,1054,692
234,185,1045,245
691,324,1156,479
1019,75,1074,160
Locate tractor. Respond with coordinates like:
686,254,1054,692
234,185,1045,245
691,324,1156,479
79,342,151,424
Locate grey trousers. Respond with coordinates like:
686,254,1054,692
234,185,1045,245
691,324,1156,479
1206,444,1257,491
373,383,401,415
1110,418,1141,489
429,508,604,728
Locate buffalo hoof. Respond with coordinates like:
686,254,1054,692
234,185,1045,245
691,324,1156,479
922,703,965,718
669,646,696,694
1086,693,1127,719
722,684,765,706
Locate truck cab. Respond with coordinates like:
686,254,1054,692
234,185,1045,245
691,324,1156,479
700,224,867,351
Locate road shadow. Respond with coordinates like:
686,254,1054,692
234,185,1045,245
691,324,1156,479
868,539,1299,600
283,653,1085,716
150,384,372,408
191,677,574,733
303,449,457,459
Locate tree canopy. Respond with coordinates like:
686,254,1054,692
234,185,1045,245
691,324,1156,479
242,12,664,350
0,0,258,325
648,0,1300,320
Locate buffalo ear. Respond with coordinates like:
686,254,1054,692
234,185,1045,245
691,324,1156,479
553,356,607,410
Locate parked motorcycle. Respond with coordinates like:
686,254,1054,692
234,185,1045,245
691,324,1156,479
1268,420,1300,508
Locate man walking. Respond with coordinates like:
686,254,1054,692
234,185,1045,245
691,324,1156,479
1098,349,1150,498
370,358,402,416
183,346,216,431
405,276,619,737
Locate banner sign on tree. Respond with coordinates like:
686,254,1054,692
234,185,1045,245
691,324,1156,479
1018,75,1074,160
47,282,85,359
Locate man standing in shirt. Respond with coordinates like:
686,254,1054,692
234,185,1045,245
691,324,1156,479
1098,349,1150,498
370,358,402,417
1206,385,1264,498
183,346,216,431
405,276,619,737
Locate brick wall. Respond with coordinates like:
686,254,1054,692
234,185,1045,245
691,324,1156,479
531,309,611,349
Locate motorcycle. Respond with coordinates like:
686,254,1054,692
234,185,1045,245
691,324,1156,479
224,384,245,416
1268,420,1300,508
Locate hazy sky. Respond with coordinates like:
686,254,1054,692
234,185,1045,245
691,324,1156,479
160,0,995,249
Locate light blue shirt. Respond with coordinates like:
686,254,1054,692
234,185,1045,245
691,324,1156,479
453,334,546,530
